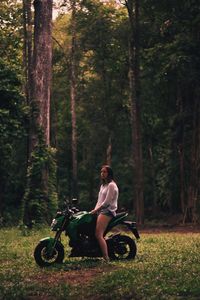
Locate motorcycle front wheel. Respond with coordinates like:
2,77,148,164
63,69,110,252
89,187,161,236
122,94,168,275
34,240,64,267
109,235,137,260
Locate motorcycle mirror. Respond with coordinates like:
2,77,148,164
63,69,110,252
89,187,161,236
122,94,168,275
72,198,78,205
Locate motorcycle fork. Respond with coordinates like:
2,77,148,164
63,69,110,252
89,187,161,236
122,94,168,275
48,218,67,256
46,231,62,256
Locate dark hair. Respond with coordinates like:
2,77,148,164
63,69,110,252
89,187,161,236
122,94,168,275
101,165,114,184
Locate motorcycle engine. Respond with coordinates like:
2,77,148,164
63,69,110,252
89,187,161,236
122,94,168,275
79,235,92,250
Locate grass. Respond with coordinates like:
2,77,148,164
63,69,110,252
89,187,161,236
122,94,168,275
0,227,200,299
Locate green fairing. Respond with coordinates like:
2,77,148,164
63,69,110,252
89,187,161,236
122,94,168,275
53,215,65,230
67,212,128,240
67,211,93,241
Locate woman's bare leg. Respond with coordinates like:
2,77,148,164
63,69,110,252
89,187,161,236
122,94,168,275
95,214,112,260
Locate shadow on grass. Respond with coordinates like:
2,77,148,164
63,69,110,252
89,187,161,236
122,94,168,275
45,257,107,272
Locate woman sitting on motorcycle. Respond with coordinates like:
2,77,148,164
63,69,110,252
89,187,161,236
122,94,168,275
90,165,119,262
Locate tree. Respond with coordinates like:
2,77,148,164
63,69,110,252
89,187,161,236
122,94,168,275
0,1,28,224
0,59,27,223
52,1,132,208
23,0,57,224
139,0,200,222
22,0,33,105
69,0,78,199
31,0,52,147
123,0,144,224
52,0,200,223
75,0,131,206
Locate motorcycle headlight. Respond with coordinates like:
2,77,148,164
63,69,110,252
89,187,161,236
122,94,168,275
51,218,57,228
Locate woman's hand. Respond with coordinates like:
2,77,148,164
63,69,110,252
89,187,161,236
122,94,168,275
90,209,97,214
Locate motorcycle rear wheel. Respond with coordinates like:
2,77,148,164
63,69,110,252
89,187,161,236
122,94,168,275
34,240,64,267
109,235,137,260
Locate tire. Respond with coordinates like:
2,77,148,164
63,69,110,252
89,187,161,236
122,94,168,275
108,235,137,260
34,240,64,267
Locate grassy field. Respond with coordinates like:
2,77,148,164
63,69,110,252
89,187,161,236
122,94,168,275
0,227,200,300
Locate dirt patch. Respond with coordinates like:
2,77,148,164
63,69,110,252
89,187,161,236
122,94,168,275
26,263,138,300
25,263,114,299
28,267,106,286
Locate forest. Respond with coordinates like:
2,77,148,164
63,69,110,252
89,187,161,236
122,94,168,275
0,0,200,226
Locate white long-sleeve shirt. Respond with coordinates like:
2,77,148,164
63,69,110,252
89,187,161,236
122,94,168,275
95,181,118,216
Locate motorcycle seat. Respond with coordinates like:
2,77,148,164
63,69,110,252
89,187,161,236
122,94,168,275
114,212,128,219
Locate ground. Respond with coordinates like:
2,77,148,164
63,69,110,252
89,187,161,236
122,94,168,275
26,261,115,300
138,223,200,233
27,224,200,297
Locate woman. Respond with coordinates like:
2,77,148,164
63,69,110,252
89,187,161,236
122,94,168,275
90,165,119,261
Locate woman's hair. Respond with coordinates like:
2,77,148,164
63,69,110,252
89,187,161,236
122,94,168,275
101,165,114,184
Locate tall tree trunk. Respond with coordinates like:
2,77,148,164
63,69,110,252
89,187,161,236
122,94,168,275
31,0,52,148
88,158,95,203
148,144,158,215
23,0,33,163
23,0,32,105
178,143,185,214
23,0,28,99
70,0,78,199
32,0,53,207
126,0,144,224
176,83,185,214
23,0,53,224
106,135,112,166
186,89,199,224
0,181,3,218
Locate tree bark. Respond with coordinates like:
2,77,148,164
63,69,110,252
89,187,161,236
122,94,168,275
23,0,33,104
186,89,199,224
106,136,112,166
70,0,78,199
126,0,144,224
31,0,52,148
22,0,33,167
22,0,53,224
176,83,185,214
148,144,158,215
0,181,3,218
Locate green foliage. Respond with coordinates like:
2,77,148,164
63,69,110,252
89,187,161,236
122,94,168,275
52,2,132,209
140,0,200,215
1,0,200,223
0,0,23,74
50,0,200,218
0,1,30,226
23,134,58,225
0,58,28,224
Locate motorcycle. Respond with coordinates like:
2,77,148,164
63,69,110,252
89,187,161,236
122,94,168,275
34,200,140,267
